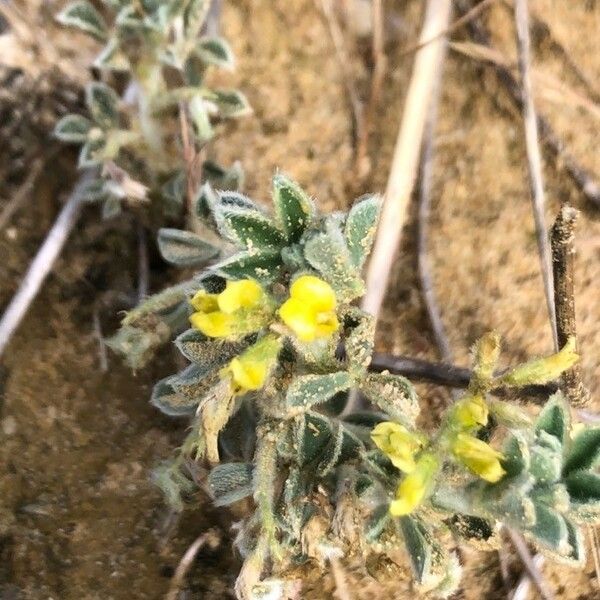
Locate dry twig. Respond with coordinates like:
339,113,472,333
362,0,452,320
137,220,150,301
510,547,548,600
165,529,221,600
550,205,589,406
513,0,557,349
455,0,600,208
0,170,97,358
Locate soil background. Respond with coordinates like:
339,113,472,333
0,0,599,598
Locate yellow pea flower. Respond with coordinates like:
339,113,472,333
222,334,282,395
452,433,505,483
371,421,427,474
279,275,339,342
454,393,488,429
189,279,266,338
390,453,439,516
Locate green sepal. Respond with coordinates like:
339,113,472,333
57,0,108,40
272,173,315,243
208,463,254,507
157,228,220,267
344,194,380,268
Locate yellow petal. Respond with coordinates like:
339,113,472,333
290,275,336,312
389,453,438,516
217,279,263,314
230,357,268,392
452,433,505,483
314,312,339,338
279,297,318,342
190,311,233,338
371,422,425,473
190,289,219,312
454,394,488,428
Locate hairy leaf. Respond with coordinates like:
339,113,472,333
360,373,419,427
86,82,120,128
217,206,285,251
174,329,249,366
57,1,108,40
54,114,92,143
158,228,219,267
535,392,570,446
286,372,352,409
344,194,380,268
563,428,600,475
208,463,254,506
212,89,251,118
272,173,314,242
151,376,198,416
212,250,282,283
195,36,235,70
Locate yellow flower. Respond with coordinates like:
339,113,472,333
222,334,281,395
189,279,265,338
279,275,339,342
390,453,439,516
454,393,488,429
452,433,505,483
371,421,426,473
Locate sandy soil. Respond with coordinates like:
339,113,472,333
0,0,599,598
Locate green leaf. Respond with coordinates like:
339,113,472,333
304,221,364,302
57,1,108,40
212,250,282,283
94,38,131,71
563,518,586,565
344,311,375,375
344,194,380,268
212,89,252,118
297,412,332,466
272,173,314,242
565,471,600,514
174,329,248,366
530,438,562,484
535,392,570,446
189,95,215,143
78,137,106,168
150,376,198,416
365,505,390,542
203,160,244,191
399,517,435,585
184,0,210,38
54,114,92,143
157,228,219,267
359,373,419,427
208,463,254,506
563,428,600,475
195,36,235,70
526,502,568,555
161,171,186,217
86,82,120,128
286,372,352,409
217,206,285,251
102,196,122,219
168,363,219,404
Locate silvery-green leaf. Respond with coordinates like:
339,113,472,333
184,0,210,38
212,250,282,283
158,228,219,267
563,518,586,565
526,502,569,555
297,412,332,466
152,461,196,512
189,95,214,143
208,463,254,506
195,36,235,70
563,427,600,475
78,137,106,168
344,311,375,375
193,183,219,224
212,89,252,118
54,114,92,143
151,376,198,416
530,440,562,484
174,329,249,366
399,517,435,586
344,194,380,268
57,1,108,40
202,160,244,191
168,363,219,403
217,206,285,251
272,173,314,243
94,38,131,71
286,372,351,409
86,82,120,128
161,170,186,217
365,505,390,542
81,178,108,203
304,220,364,302
359,372,419,427
565,471,600,517
535,392,570,446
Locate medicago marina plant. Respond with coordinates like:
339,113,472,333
112,173,600,599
